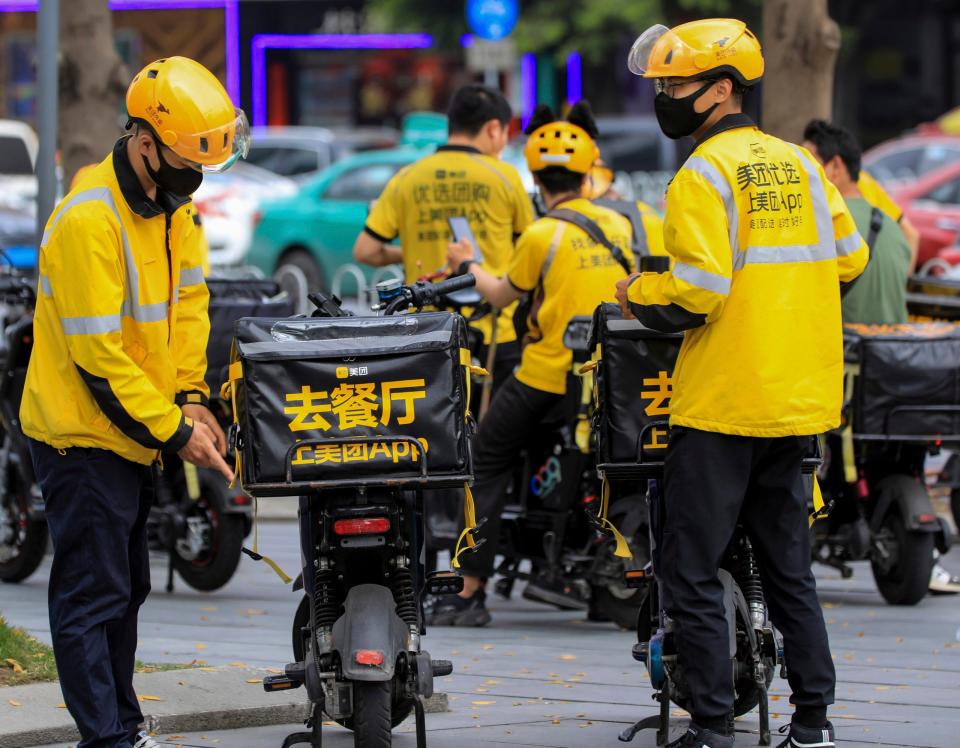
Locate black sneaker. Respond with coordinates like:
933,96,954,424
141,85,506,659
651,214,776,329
522,576,588,611
426,590,491,627
666,724,735,748
776,721,836,748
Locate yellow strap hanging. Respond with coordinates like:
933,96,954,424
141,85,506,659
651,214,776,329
221,360,245,488
459,347,488,423
242,496,293,584
808,475,828,528
598,478,632,559
452,482,478,569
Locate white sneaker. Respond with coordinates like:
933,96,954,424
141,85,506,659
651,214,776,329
929,563,960,595
133,731,160,748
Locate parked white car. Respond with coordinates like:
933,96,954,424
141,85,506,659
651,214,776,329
0,119,39,215
192,161,298,268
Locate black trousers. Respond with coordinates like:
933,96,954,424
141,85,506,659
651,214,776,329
661,427,835,723
458,373,564,577
29,439,152,748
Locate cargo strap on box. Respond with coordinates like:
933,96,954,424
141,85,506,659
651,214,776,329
596,479,632,558
840,362,860,484
241,497,293,584
809,476,828,528
452,483,480,569
221,359,291,584
454,348,486,569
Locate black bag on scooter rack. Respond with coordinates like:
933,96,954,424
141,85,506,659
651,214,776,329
205,278,296,396
844,321,960,440
224,311,474,495
588,302,683,477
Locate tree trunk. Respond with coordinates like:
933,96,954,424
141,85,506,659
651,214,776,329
58,0,128,189
761,0,841,143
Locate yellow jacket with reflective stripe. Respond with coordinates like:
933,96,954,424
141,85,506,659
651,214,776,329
627,114,868,437
21,137,211,465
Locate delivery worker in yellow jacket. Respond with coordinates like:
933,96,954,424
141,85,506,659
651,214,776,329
21,57,245,748
438,101,635,626
615,19,868,748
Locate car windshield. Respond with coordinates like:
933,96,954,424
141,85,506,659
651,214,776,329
0,136,33,175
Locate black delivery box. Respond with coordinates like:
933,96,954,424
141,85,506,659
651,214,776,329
589,302,683,476
230,312,473,495
844,321,960,441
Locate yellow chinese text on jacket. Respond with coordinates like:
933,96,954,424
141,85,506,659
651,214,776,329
627,114,868,437
21,137,211,465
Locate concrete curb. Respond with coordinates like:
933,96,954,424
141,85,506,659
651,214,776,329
1,692,449,748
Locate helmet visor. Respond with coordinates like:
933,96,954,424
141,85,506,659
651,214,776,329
173,109,251,174
627,24,671,76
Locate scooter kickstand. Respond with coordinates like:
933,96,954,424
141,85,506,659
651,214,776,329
618,691,670,745
413,695,428,748
757,684,771,746
280,704,322,748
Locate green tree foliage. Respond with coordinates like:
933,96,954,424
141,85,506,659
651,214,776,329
367,0,761,64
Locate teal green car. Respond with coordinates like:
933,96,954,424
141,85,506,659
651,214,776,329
246,147,424,296
246,113,450,297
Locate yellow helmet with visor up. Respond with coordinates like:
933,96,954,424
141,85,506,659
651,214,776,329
126,56,250,174
628,18,764,86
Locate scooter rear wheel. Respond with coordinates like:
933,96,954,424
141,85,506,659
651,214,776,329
871,508,933,606
352,680,392,748
0,486,47,584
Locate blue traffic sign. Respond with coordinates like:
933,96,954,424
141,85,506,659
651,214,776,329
466,0,518,41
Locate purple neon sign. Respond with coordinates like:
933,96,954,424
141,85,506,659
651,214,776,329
0,0,241,104
250,33,434,127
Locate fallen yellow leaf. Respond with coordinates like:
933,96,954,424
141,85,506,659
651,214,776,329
472,700,496,705
4,659,24,674
559,654,577,661
8,699,20,707
246,678,262,684
195,643,207,650
483,679,500,685
57,703,66,709
138,695,163,702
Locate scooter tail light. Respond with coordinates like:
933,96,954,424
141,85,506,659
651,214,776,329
915,513,937,524
355,649,385,666
334,517,390,536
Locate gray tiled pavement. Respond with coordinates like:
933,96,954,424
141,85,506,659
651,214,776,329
7,520,960,748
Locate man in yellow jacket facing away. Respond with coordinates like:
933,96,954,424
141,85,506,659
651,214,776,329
616,19,868,748
21,57,244,748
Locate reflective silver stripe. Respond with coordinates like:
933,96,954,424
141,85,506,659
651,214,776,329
61,314,122,335
789,144,837,256
743,244,836,265
179,266,205,287
39,274,52,296
835,230,864,257
682,156,741,266
43,187,170,325
673,260,731,296
540,221,568,281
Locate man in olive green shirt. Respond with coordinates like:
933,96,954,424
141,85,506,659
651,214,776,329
803,120,910,324
804,119,960,595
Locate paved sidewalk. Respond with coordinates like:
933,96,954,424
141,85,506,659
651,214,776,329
5,522,960,748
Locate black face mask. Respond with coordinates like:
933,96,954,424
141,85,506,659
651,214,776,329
143,145,203,197
654,80,719,140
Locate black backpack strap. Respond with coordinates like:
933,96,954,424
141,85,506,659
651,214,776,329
593,198,649,262
866,207,883,252
546,208,633,276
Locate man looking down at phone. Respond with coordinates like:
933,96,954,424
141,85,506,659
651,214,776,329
354,84,533,385
433,102,635,626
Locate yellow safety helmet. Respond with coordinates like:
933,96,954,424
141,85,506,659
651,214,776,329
126,56,250,173
628,18,763,86
583,158,615,199
524,121,599,175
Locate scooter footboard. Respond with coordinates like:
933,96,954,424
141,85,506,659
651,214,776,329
332,583,410,681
